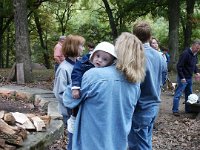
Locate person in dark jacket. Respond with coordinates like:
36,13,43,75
172,39,200,116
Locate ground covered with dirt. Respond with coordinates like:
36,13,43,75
153,90,200,150
0,69,199,150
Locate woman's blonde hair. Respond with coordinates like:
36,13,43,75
115,32,146,83
62,34,85,57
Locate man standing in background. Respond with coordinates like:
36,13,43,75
128,21,167,150
54,36,66,72
172,39,200,116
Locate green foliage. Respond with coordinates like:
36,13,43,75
66,2,114,43
191,13,200,40
76,23,112,43
0,0,13,18
2,0,200,68
151,17,169,47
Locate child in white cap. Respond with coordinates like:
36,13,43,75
71,41,117,99
67,41,116,135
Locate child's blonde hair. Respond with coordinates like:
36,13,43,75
62,34,85,57
115,32,146,83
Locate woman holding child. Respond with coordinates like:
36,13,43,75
63,32,146,150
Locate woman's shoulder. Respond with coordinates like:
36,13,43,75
59,60,73,68
83,66,124,82
86,65,115,74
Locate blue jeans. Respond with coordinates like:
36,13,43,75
128,105,159,150
66,132,73,150
172,77,192,113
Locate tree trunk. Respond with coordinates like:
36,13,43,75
0,1,3,68
102,0,118,40
183,0,195,48
6,26,11,68
168,0,180,71
13,0,32,82
34,12,50,69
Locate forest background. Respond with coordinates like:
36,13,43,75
0,0,200,82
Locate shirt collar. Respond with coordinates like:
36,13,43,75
189,47,197,56
143,42,150,48
65,57,76,65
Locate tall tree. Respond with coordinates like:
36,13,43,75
168,0,180,71
102,0,118,40
34,11,50,68
0,13,3,68
0,1,3,68
182,0,196,48
13,0,32,82
54,0,75,35
6,26,12,68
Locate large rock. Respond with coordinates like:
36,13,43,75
31,63,47,70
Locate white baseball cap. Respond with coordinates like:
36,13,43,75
187,94,199,104
90,41,117,60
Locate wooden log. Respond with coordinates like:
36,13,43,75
0,119,16,135
26,113,36,119
11,112,35,130
0,111,5,119
0,119,23,145
0,131,23,146
31,116,46,131
40,115,51,126
4,144,16,150
15,127,27,140
4,113,16,125
11,112,27,124
0,138,5,148
0,119,26,145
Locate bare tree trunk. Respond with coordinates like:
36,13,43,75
0,1,3,68
102,0,118,40
168,0,180,71
13,0,32,82
183,0,195,48
6,26,11,68
34,11,50,69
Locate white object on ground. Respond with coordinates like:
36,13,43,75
187,94,199,104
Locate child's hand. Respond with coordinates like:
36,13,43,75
72,89,80,99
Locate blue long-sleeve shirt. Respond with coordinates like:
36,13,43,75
136,43,168,110
177,48,198,79
71,53,94,89
63,66,141,150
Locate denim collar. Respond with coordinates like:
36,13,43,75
143,42,150,49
